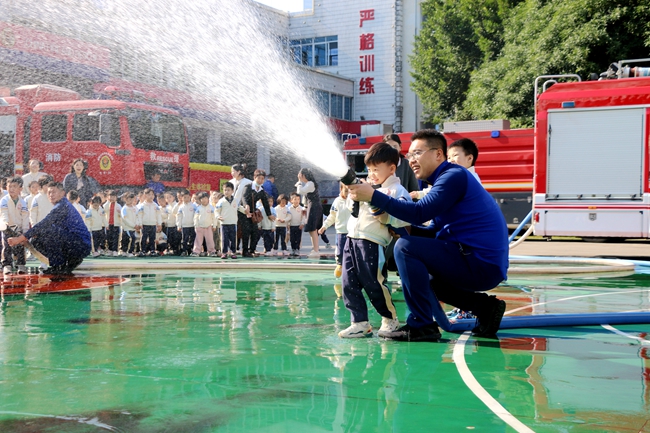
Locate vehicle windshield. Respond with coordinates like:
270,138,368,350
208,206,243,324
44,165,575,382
126,109,186,153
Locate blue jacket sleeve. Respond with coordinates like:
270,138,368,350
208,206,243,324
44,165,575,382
370,169,468,226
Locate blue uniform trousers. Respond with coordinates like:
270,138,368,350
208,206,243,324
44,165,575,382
394,236,504,328
221,224,236,254
341,237,397,323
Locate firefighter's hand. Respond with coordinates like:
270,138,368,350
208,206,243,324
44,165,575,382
7,235,27,247
409,191,420,200
348,181,374,202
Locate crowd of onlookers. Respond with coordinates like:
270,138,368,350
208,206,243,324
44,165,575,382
0,158,339,271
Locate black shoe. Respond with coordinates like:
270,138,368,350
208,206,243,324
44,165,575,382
471,297,506,338
381,323,441,342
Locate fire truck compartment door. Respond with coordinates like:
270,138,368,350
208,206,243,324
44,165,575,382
547,108,644,199
0,114,16,176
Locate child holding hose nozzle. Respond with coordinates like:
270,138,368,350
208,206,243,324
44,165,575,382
336,142,411,339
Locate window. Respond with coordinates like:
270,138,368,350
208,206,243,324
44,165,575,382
126,109,186,153
73,114,100,141
290,36,338,67
311,91,352,120
41,115,67,142
331,94,343,119
344,97,352,121
314,90,330,116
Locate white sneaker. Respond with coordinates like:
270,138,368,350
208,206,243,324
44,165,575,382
377,317,400,338
127,253,134,258
338,321,372,338
118,251,124,257
308,250,320,258
92,251,100,257
16,265,26,274
112,251,119,257
3,265,12,275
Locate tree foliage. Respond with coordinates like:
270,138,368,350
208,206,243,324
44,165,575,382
411,0,650,128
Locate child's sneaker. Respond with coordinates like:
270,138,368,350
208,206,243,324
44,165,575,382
230,254,237,259
377,317,400,338
308,250,320,258
339,322,372,338
220,254,228,259
16,265,26,274
92,251,101,257
190,252,200,257
127,253,134,258
334,264,342,278
3,265,12,275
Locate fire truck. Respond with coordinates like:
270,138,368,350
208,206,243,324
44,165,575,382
0,84,230,192
533,61,650,239
343,124,535,228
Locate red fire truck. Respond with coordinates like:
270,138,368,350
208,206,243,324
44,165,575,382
0,84,230,192
533,62,650,239
343,126,535,228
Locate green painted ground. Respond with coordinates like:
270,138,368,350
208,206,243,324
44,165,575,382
1,269,649,432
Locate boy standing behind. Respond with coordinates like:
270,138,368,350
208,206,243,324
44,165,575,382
103,190,122,257
29,175,54,226
0,177,30,274
287,192,305,257
272,194,291,256
136,188,162,257
319,183,351,278
339,142,411,339
215,182,237,259
257,196,276,255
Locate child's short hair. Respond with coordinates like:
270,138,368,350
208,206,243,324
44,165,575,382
28,180,39,189
7,176,22,187
290,192,300,200
157,193,166,201
254,169,266,178
449,138,479,166
277,193,287,203
364,142,399,167
108,189,118,197
125,192,135,200
91,196,102,205
223,182,234,191
38,175,53,188
67,190,79,201
196,191,209,200
179,188,190,196
143,188,153,195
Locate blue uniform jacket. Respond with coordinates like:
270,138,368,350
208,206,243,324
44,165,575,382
370,160,509,279
25,197,92,253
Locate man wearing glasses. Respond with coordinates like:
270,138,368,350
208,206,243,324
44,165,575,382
348,129,508,341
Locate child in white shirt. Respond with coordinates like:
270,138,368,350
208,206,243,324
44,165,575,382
120,193,138,257
136,188,162,256
257,196,276,255
272,194,291,256
319,183,351,278
86,195,106,257
175,189,196,256
0,177,30,274
30,175,54,226
287,192,306,256
215,182,238,259
192,191,217,256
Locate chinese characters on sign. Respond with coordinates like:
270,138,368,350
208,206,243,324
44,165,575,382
358,9,375,95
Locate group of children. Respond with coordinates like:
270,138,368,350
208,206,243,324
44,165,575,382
71,180,321,260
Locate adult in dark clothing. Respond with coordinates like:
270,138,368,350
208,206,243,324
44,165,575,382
240,169,274,257
349,129,509,342
262,174,279,206
296,168,324,256
63,158,100,208
8,182,91,274
383,133,419,193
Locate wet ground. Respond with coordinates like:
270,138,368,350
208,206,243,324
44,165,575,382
1,263,650,432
